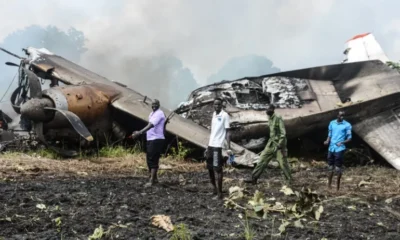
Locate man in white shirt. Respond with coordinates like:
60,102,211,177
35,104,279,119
204,97,232,200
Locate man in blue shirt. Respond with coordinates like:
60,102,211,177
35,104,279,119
323,110,352,191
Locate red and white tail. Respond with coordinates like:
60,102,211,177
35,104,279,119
343,33,389,63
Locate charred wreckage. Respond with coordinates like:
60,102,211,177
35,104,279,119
2,37,400,170
175,59,400,170
0,47,256,165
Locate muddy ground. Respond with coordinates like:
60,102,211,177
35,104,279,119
0,154,400,240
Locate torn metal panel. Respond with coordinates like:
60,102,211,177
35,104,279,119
179,77,309,113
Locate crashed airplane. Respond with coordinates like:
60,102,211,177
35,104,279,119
176,33,400,170
1,32,400,170
0,47,256,164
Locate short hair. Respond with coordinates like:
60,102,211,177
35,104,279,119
152,99,160,104
268,104,275,110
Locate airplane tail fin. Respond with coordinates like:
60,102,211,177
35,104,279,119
343,33,390,64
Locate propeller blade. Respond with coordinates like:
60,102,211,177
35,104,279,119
5,62,19,67
24,69,42,98
43,107,94,142
10,86,23,114
0,47,23,59
10,68,42,114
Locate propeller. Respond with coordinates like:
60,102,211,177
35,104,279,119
0,47,24,59
5,62,19,67
10,68,42,114
43,107,94,142
2,47,94,156
13,68,94,157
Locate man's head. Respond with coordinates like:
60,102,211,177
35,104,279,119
337,110,345,122
152,99,160,111
214,98,223,113
266,104,275,116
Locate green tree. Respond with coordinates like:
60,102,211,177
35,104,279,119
0,25,87,115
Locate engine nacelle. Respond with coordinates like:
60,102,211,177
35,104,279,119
43,83,121,129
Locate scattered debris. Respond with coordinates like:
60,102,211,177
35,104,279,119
358,180,374,188
385,198,393,204
275,219,290,236
151,215,174,232
178,174,187,185
224,186,246,209
36,204,46,210
88,225,104,240
280,185,295,196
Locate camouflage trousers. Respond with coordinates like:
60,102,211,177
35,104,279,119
252,140,292,182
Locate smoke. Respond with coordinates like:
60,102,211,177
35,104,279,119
1,0,400,110
85,51,198,107
0,25,87,117
207,55,280,84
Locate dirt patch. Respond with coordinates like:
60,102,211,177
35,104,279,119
0,156,400,239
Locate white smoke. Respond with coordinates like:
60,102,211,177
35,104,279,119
1,0,400,88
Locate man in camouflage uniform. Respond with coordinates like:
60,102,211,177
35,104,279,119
245,104,292,184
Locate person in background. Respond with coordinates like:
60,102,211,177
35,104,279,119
204,97,232,200
131,99,166,187
245,104,292,185
324,110,352,191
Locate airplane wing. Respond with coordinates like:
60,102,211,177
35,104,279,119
26,47,258,166
111,95,258,166
27,47,114,86
352,107,400,170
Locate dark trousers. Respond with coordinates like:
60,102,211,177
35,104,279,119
146,139,164,170
327,150,345,173
206,146,223,172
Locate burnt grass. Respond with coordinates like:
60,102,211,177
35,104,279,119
1,164,400,240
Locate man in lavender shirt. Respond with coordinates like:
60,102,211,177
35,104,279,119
131,99,166,187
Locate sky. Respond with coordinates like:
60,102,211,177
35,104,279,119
0,0,400,84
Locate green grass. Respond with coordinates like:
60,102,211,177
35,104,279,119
243,214,255,240
169,141,192,161
170,223,192,240
1,148,61,159
98,144,141,158
0,143,142,160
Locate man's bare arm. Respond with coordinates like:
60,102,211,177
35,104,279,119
226,128,231,150
132,122,154,138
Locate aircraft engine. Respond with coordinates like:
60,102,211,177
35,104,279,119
40,84,116,128
18,80,121,142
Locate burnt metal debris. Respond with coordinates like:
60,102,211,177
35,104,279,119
1,47,400,170
176,60,400,170
0,47,256,165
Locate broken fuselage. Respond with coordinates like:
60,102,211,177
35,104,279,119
177,60,400,170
